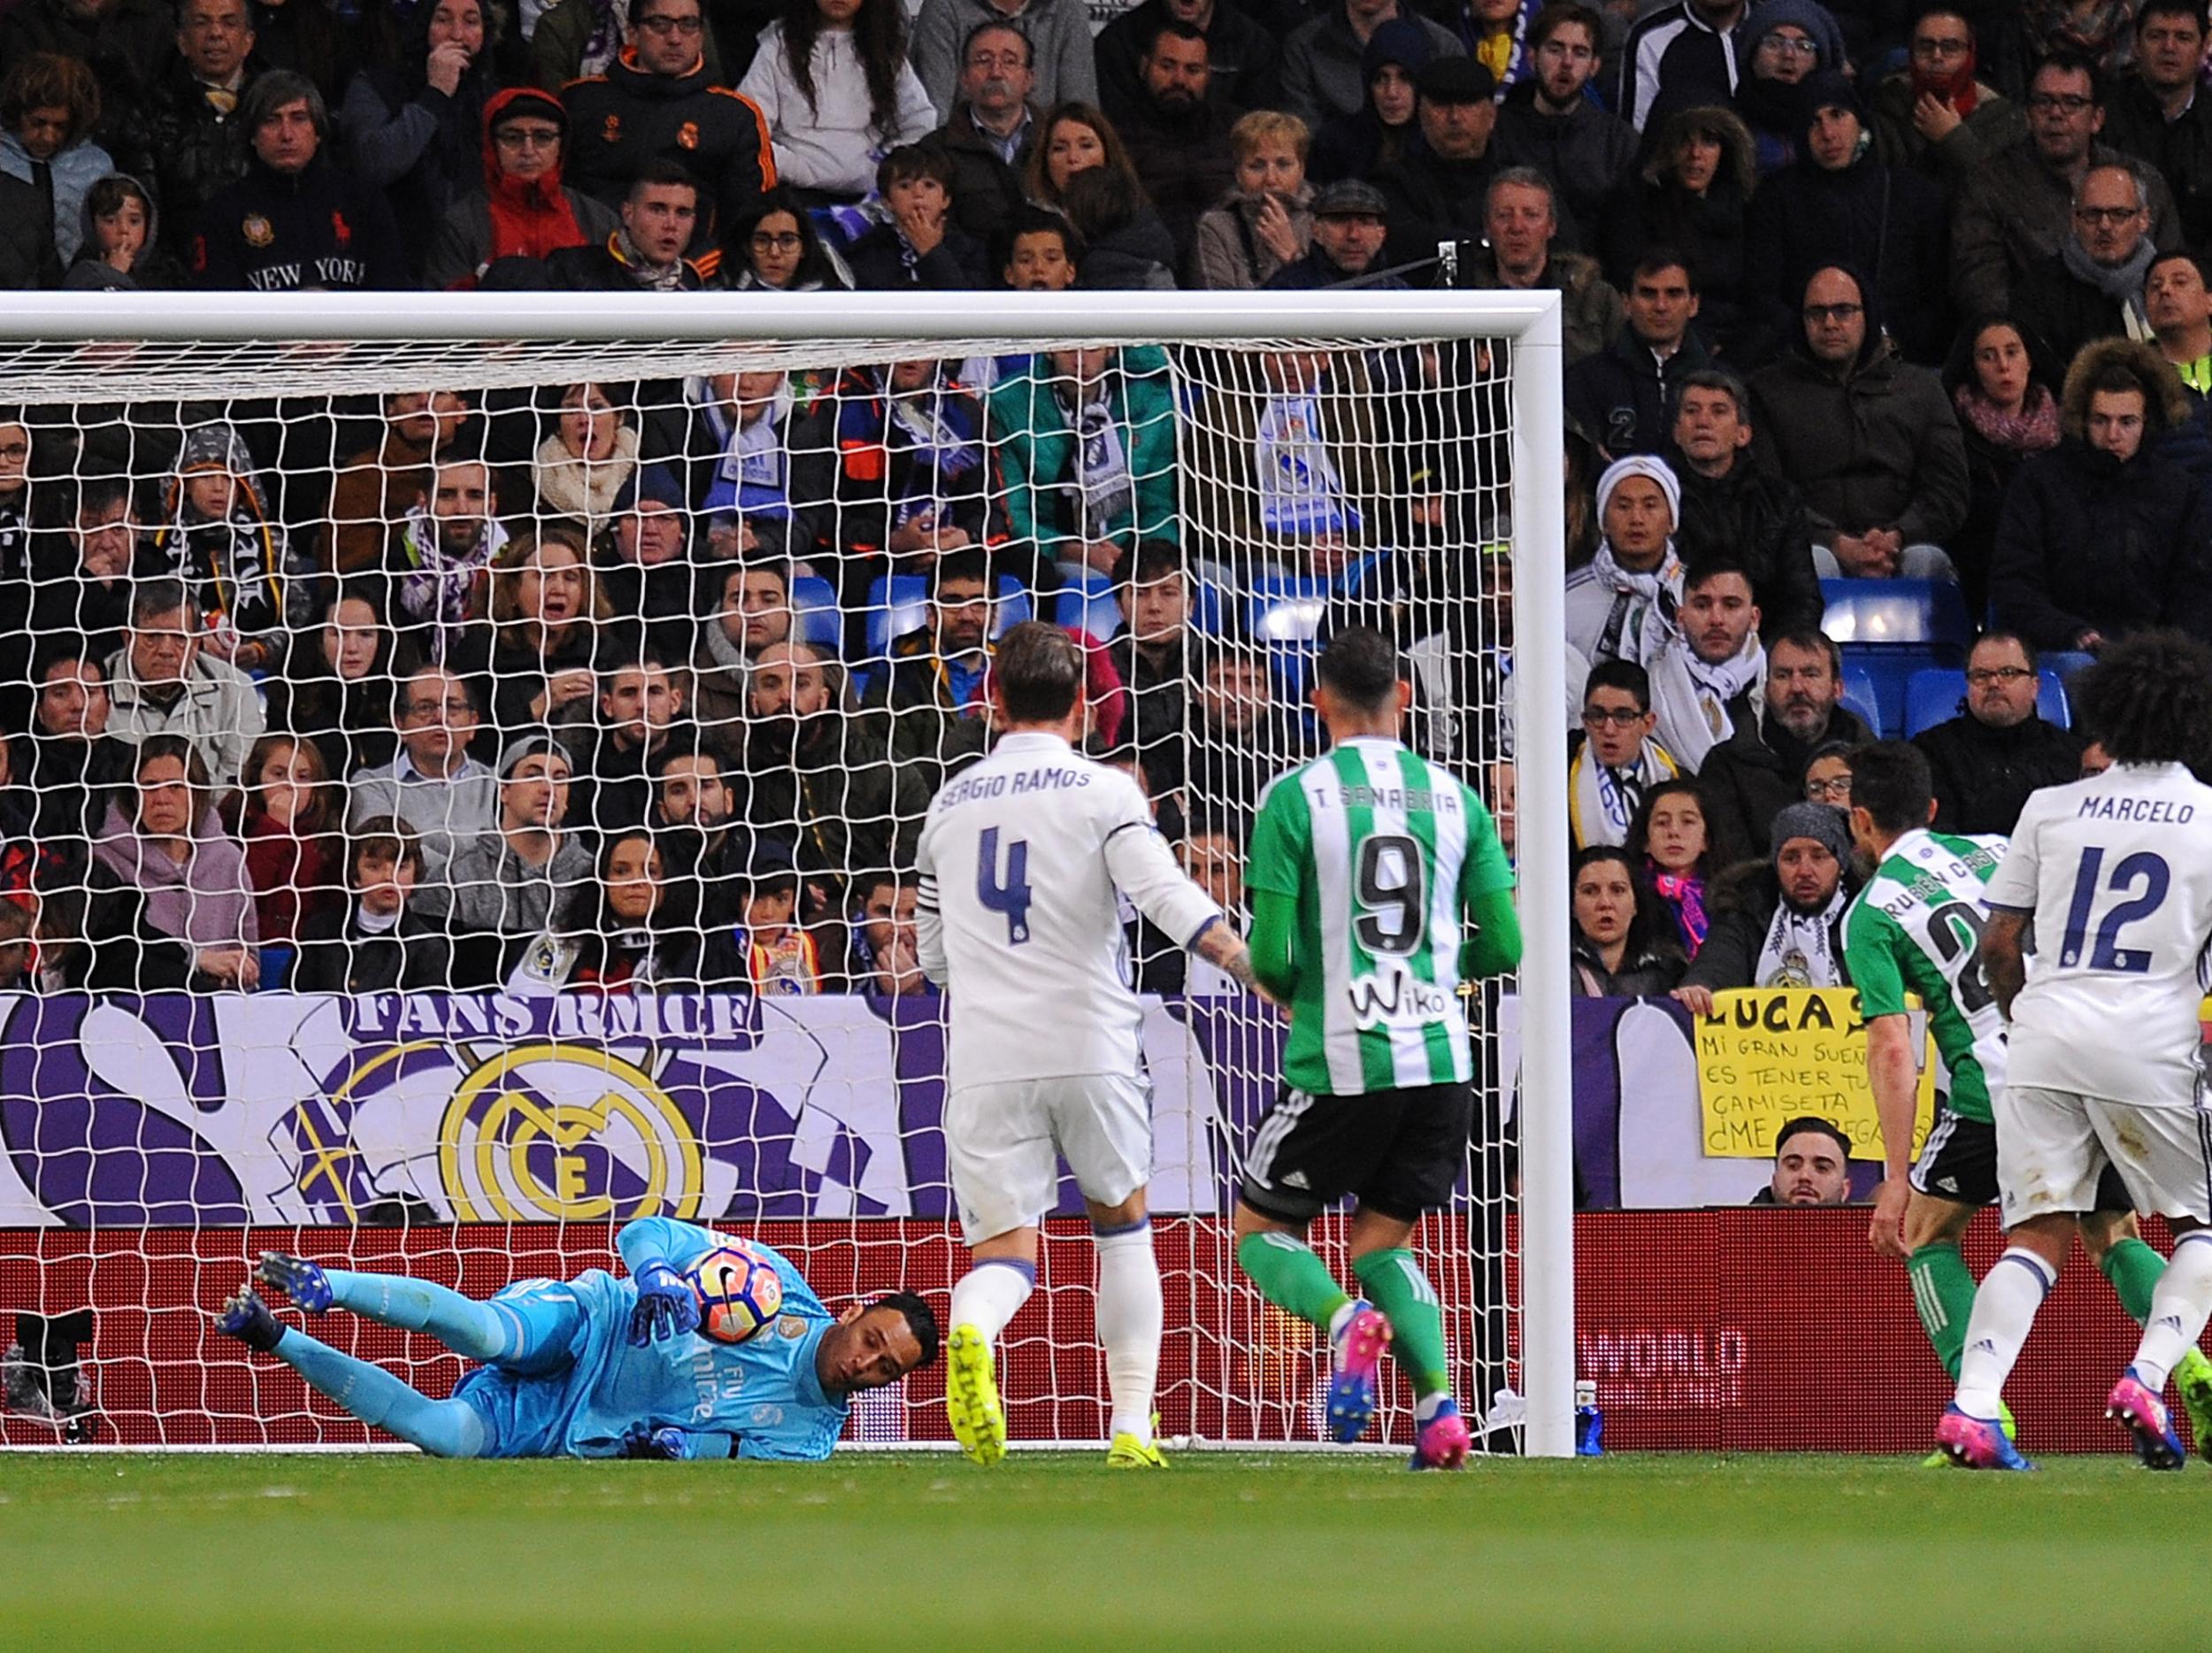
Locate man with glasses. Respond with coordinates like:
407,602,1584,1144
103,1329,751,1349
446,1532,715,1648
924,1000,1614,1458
1492,1,1632,250
1866,8,2020,196
347,664,499,883
563,0,774,246
424,86,618,289
922,21,1037,244
102,578,265,792
1568,657,1678,850
2100,0,2212,258
1953,51,2181,319
2016,161,2159,367
1912,632,2084,836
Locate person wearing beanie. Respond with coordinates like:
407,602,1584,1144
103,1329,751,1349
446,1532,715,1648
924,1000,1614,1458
1670,796,1860,1006
422,84,619,288
1280,0,1463,128
1564,451,1685,668
1306,14,1436,184
1866,6,2023,196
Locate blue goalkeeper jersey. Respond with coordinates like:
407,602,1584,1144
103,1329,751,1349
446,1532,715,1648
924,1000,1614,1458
453,1218,850,1463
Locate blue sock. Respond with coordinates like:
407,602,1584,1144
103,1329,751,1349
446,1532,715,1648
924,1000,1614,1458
324,1270,519,1363
273,1327,488,1457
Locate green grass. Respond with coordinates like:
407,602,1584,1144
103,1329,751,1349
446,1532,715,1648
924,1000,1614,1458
3,1451,2206,1649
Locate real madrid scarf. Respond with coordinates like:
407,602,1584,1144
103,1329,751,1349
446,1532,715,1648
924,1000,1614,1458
1753,880,1849,988
1568,737,1678,849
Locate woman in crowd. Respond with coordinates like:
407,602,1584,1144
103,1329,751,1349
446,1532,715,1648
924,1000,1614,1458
1061,166,1178,290
342,0,501,276
725,188,855,291
92,735,260,991
267,580,412,781
228,732,346,954
740,0,935,205
26,864,196,991
455,527,624,739
530,381,639,535
1024,102,1145,218
424,87,620,290
1604,105,1759,357
291,817,454,992
1628,777,1722,960
1193,111,1314,290
62,173,181,291
1307,18,1430,187
0,52,110,275
1944,317,2060,617
1802,741,1855,809
1570,843,1685,996
531,828,749,992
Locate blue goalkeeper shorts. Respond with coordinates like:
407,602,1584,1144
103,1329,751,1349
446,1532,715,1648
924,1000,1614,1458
451,1272,625,1459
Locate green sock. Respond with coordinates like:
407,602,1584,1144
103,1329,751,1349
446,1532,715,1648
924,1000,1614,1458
1907,1242,1978,1382
1235,1231,1352,1331
2101,1235,2167,1325
1353,1248,1450,1402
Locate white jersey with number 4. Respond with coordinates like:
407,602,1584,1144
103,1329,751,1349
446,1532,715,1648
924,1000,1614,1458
915,732,1223,1093
1984,760,2212,1109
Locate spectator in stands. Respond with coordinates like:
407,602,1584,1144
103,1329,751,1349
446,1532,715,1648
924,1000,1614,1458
1671,799,1856,1008
1265,175,1394,288
1952,53,2182,319
61,173,181,290
104,579,265,792
1569,842,1684,995
1281,0,1460,129
670,368,836,561
423,87,617,291
1110,19,1238,261
866,550,992,767
1914,631,2085,834
1671,370,1822,642
2015,160,2161,366
266,580,407,782
1492,4,1629,253
1729,1,1835,176
602,464,699,659
1943,316,2061,617
1566,251,1709,460
1452,167,1622,365
923,20,1035,246
1746,73,1952,365
1697,629,1870,856
2020,0,2141,82
1059,163,1176,288
1187,641,1307,830
532,827,749,991
1,53,110,271
228,730,342,949
1110,538,1194,801
1749,265,1967,582
1018,103,1170,274
725,187,855,290
1627,775,1719,957
192,71,403,290
101,0,260,267
391,454,507,664
528,382,639,534
149,421,306,675
544,158,713,288
690,559,791,737
0,414,29,578
1564,452,1681,670
290,817,453,992
2148,249,2212,387
435,733,594,987
1601,104,1755,353
468,527,626,739
1801,738,1852,806
844,143,987,288
830,358,987,575
530,0,742,88
24,476,141,666
841,866,929,995
2102,0,2212,258
1991,337,2212,653
1866,7,2022,197
1570,657,1678,850
347,662,498,878
741,0,935,204
0,0,170,112
649,734,754,906
1644,558,1766,770
1748,1115,1854,1204
1097,0,1276,124
92,733,260,990
560,0,777,237
339,0,495,279
567,650,688,833
1617,0,1756,133
987,342,1176,573
1375,56,1500,253
325,389,471,573
1304,15,1428,187
736,835,823,993
16,649,134,850
910,0,1096,120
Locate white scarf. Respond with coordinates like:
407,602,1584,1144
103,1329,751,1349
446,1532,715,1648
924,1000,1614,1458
1570,735,1678,848
1586,540,1686,665
1256,394,1360,536
533,426,641,534
1647,628,1764,771
1064,387,1133,537
1754,880,1850,988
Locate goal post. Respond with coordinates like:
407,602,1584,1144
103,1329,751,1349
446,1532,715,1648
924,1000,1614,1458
0,290,1571,1456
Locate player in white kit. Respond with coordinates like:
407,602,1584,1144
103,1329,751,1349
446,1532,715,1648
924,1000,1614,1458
1938,632,2212,1471
915,622,1258,1467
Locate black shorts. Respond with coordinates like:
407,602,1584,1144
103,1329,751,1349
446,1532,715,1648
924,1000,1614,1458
1240,1080,1471,1225
1911,1109,2131,1212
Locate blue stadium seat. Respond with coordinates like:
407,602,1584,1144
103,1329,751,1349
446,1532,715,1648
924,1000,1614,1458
1819,578,1972,658
993,577,1032,636
1246,577,1328,646
789,575,840,650
1056,580,1124,640
1904,667,2071,737
861,573,1033,661
1839,663,1884,738
1189,580,1225,637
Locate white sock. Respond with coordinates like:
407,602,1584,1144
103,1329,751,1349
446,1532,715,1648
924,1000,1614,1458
1095,1222,1163,1444
2130,1231,2212,1393
949,1257,1034,1345
1955,1248,2057,1419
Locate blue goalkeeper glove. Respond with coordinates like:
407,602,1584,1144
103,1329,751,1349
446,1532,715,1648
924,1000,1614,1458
626,1262,700,1346
619,1422,688,1461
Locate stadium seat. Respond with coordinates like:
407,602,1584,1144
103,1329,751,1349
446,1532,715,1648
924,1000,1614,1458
1818,579,1973,659
1903,667,2071,737
1189,580,1225,637
789,575,840,651
1839,663,1885,738
1054,568,1124,640
1246,577,1328,647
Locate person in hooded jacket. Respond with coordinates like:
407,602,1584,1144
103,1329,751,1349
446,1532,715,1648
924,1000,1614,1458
148,421,318,673
1602,102,1757,355
340,0,499,281
422,87,619,289
0,52,112,271
1305,15,1430,186
62,172,186,288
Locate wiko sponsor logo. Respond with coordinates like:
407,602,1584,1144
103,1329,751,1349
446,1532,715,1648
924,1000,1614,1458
1347,971,1454,1027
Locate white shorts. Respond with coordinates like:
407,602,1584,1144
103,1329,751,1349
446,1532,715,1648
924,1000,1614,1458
944,1072,1154,1245
1997,1085,2212,1226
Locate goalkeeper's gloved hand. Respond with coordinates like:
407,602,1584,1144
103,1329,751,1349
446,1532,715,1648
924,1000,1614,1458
619,1422,688,1461
626,1262,700,1346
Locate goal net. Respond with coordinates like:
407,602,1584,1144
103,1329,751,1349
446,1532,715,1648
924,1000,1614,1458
0,292,1571,1456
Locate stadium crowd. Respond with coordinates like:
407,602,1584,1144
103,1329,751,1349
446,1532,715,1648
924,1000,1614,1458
0,0,2201,1014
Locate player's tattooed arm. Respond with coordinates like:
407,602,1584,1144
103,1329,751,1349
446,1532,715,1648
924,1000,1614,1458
1978,910,2029,1020
1194,920,1272,1003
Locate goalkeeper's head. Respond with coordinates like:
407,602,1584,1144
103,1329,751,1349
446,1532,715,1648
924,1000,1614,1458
2071,629,2212,772
1313,625,1410,741
990,619,1087,738
815,1291,941,1395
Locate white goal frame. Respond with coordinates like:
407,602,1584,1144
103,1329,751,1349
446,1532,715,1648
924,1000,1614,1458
0,289,1573,1458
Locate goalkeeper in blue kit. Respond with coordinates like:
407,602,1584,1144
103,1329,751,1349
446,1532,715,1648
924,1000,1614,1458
216,1218,940,1461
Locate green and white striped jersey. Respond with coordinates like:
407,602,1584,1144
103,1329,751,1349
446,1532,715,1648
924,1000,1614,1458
1839,827,2009,1124
1245,737,1514,1096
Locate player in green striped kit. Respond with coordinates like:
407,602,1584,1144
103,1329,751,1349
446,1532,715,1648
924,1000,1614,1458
1840,741,2212,1445
1234,626,1522,1470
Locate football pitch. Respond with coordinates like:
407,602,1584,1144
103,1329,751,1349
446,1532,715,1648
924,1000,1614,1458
4,1450,2205,1650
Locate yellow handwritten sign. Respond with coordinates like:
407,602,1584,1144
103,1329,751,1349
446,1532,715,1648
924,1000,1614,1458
1695,987,1936,1159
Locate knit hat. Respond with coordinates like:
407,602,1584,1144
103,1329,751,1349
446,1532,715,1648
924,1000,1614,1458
1361,16,1437,83
1795,68,1864,141
1770,801,1852,864
1748,0,1848,75
1594,454,1681,527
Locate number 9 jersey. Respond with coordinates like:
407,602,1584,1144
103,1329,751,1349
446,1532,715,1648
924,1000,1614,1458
1982,761,2212,1110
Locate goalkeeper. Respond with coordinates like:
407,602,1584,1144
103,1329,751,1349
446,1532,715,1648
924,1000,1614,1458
216,1218,940,1461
